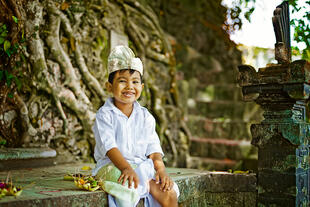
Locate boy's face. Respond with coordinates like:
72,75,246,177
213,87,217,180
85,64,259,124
106,70,144,107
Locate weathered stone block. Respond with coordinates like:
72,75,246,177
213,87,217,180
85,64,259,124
257,194,295,207
258,146,296,172
188,156,237,170
251,123,310,147
0,148,57,171
258,171,297,195
238,60,310,87
186,115,252,139
189,101,258,120
190,137,253,160
204,192,256,207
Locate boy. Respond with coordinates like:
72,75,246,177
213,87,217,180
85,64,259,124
92,45,179,207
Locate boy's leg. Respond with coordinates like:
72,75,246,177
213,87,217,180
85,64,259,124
149,180,178,207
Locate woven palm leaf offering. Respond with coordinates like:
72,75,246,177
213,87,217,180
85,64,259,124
64,173,101,192
63,173,85,181
0,182,23,197
74,176,101,192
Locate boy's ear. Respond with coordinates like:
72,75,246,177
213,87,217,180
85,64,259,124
105,82,112,92
141,83,144,90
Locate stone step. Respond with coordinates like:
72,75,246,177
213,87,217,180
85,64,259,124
188,156,258,172
0,163,257,207
0,148,57,171
188,100,262,121
187,156,237,171
189,137,255,161
195,84,243,102
186,115,252,139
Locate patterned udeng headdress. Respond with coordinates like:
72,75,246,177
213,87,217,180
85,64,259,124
108,45,143,75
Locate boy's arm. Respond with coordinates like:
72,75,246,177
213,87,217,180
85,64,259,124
149,152,166,172
106,148,139,188
149,153,174,192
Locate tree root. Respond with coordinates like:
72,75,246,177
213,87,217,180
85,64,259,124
26,0,95,139
47,2,106,102
14,93,37,145
46,2,96,130
46,2,91,107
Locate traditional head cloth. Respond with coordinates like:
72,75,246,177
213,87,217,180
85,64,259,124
108,45,143,75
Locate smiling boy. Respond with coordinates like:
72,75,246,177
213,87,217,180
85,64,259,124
92,45,179,207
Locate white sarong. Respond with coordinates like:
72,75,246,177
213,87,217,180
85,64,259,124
96,159,179,207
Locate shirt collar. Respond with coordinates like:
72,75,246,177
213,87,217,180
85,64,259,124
103,97,141,117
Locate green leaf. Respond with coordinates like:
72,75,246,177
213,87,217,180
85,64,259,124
12,16,18,24
14,77,22,90
0,37,4,44
8,93,13,98
0,24,7,33
16,61,21,67
0,30,7,38
0,139,6,145
4,40,10,51
20,53,26,63
5,49,11,57
8,73,14,80
5,71,14,87
4,70,10,86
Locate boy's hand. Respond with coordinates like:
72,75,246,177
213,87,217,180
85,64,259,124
155,169,174,192
118,167,139,189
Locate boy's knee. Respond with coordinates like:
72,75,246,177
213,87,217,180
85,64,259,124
161,190,178,207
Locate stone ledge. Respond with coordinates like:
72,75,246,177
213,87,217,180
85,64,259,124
0,148,57,160
0,148,57,171
0,163,257,207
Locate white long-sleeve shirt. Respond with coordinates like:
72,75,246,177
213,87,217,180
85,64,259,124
92,97,164,176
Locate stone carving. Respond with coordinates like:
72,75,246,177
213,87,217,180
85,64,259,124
272,1,291,64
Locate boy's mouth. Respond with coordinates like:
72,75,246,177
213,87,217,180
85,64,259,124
122,91,135,97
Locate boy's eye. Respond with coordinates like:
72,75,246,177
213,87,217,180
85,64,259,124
133,81,140,84
119,80,126,83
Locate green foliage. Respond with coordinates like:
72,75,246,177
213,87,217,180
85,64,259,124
225,0,309,61
12,16,18,24
0,139,6,146
0,16,26,97
224,0,256,33
289,0,310,60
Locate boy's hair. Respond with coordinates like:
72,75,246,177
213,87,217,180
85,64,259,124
108,69,143,84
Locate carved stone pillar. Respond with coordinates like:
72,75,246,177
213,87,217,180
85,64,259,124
238,60,310,206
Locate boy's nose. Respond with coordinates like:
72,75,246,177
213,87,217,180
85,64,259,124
126,82,134,89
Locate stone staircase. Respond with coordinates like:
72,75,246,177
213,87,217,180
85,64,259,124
185,74,263,171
